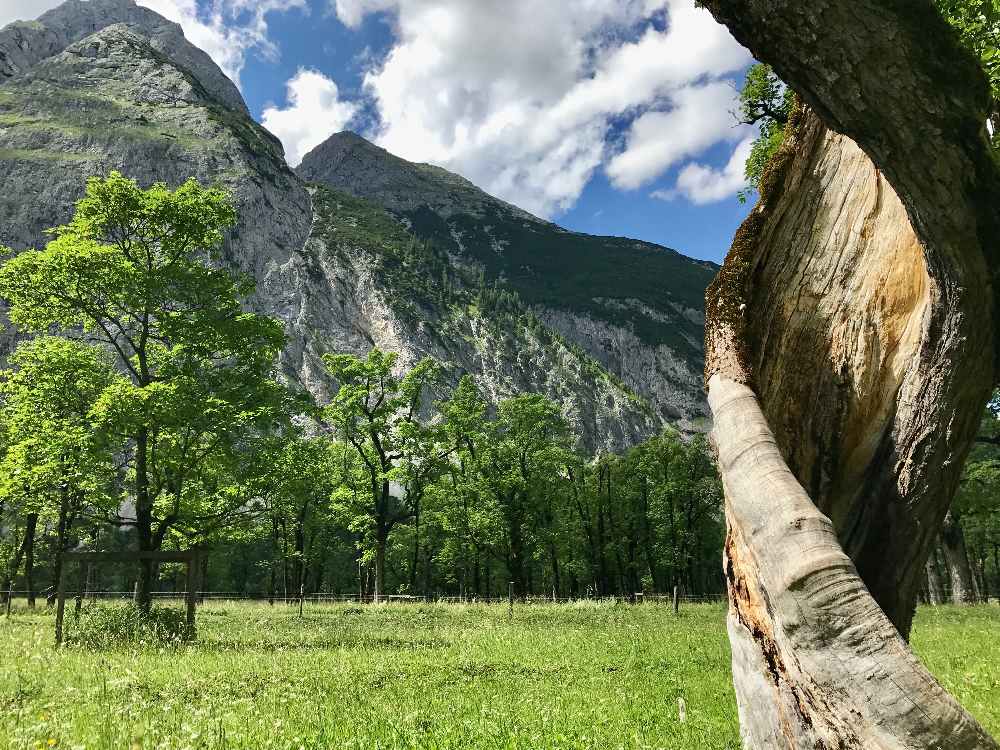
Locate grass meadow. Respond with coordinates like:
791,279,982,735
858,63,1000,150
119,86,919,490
0,601,997,750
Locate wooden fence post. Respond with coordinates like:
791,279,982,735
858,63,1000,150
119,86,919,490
673,585,679,614
508,581,514,619
299,582,305,618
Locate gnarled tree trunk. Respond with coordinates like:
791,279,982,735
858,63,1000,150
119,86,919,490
700,1,1000,747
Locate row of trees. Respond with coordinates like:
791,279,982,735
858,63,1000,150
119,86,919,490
235,356,725,602
0,173,724,609
2,172,994,611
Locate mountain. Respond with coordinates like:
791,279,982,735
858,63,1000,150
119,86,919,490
0,0,714,452
298,133,716,430
0,0,311,358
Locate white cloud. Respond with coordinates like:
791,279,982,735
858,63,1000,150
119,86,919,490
0,0,65,28
261,68,359,166
652,134,754,204
136,0,308,89
606,83,748,190
331,0,751,217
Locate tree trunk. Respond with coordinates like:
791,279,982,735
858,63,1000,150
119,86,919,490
293,509,307,597
994,542,1000,604
198,552,208,604
976,550,989,604
374,526,387,603
410,498,420,591
312,554,325,595
134,428,154,612
268,514,278,605
3,519,28,605
700,1,1000,746
48,487,71,607
940,512,979,604
505,489,527,598
23,513,37,609
925,549,946,606
548,542,561,598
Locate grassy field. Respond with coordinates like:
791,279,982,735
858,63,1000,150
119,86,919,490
0,601,997,750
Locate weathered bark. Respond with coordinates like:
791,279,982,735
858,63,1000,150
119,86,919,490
701,1,1000,746
713,381,996,748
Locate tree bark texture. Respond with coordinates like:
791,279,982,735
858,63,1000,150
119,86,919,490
700,1,1000,747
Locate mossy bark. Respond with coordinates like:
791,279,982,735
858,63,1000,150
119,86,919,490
701,1,1000,747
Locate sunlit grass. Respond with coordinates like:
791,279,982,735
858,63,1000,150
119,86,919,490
0,601,996,749
910,604,1000,733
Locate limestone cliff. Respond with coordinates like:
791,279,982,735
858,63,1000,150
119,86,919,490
298,133,714,430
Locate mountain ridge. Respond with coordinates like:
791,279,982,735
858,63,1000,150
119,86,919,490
0,0,713,451
298,130,714,428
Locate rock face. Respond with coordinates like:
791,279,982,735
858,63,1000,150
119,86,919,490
0,0,713,452
0,1,311,363
278,187,662,452
0,0,246,113
298,133,715,431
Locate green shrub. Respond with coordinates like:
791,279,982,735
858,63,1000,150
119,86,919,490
65,601,188,648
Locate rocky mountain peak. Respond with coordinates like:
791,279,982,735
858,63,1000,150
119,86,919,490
298,131,537,222
0,0,247,114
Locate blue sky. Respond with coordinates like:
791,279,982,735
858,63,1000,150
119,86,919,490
5,0,756,263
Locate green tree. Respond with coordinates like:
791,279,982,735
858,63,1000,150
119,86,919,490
735,63,794,202
950,394,1000,601
0,172,286,609
321,348,447,601
937,0,1000,139
264,432,338,597
0,337,120,607
441,379,572,597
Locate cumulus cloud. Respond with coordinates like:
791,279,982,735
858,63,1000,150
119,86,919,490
0,0,63,27
330,0,751,216
607,83,749,190
136,0,308,89
652,135,754,205
261,68,359,166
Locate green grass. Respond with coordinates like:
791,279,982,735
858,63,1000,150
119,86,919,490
0,602,997,750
